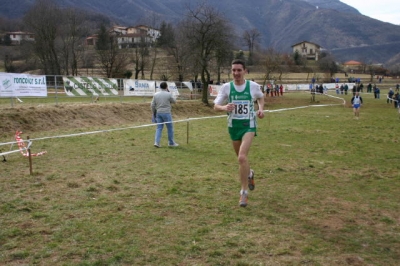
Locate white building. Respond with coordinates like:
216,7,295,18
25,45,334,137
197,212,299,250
116,33,151,49
291,41,321,61
86,25,161,49
135,25,161,43
7,31,35,44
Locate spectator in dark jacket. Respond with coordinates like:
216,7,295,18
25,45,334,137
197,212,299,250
387,88,394,103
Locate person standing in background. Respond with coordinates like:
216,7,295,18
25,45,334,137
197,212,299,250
387,88,394,104
375,86,380,99
367,83,372,93
151,82,179,148
393,91,399,108
351,91,363,119
344,83,349,95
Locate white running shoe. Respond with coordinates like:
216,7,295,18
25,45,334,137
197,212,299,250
239,192,248,207
168,143,179,147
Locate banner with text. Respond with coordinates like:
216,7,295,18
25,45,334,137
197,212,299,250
124,79,156,96
285,83,356,91
62,76,119,96
155,81,180,97
124,80,180,97
0,73,47,97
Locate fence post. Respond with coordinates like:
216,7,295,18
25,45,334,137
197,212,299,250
27,136,33,175
187,118,189,144
55,75,59,106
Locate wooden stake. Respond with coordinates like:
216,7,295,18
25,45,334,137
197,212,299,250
27,136,33,175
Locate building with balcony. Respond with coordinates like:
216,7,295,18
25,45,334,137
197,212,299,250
291,41,321,61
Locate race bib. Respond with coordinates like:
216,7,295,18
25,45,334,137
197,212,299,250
232,100,250,119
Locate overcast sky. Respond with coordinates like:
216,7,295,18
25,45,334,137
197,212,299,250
340,0,400,25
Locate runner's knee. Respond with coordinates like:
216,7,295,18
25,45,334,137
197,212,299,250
237,154,248,165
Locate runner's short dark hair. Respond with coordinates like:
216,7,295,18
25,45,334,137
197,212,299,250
231,59,246,69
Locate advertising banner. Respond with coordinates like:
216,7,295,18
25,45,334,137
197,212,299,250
155,81,180,98
0,73,47,97
124,80,180,97
124,79,156,96
63,76,119,96
285,83,356,91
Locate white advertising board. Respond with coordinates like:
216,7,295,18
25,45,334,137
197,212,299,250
0,73,47,97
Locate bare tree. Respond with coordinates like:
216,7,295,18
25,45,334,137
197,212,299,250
59,8,88,76
242,28,260,65
261,48,284,88
96,25,129,78
81,49,95,76
215,46,233,84
131,37,150,79
149,47,158,80
97,47,129,78
23,0,61,75
162,23,194,82
181,2,234,104
4,54,15,72
318,54,339,79
138,12,162,80
367,65,378,82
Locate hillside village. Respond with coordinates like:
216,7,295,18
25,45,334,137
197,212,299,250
0,12,394,85
2,25,160,48
1,26,389,81
85,25,161,49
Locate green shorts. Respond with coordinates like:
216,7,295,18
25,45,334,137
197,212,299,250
228,127,256,141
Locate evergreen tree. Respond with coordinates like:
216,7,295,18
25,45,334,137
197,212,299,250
157,21,175,48
235,50,245,61
4,34,12,46
96,24,111,50
293,50,301,65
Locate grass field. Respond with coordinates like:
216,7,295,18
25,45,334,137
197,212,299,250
0,91,399,265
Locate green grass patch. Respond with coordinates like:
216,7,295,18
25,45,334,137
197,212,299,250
0,91,399,265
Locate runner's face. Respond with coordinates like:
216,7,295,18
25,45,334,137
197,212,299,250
232,64,245,83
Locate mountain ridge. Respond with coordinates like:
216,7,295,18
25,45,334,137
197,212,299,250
1,0,400,65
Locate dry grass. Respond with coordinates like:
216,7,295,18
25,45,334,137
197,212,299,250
0,91,399,265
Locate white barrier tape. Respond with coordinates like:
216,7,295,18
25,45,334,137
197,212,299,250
0,101,345,146
0,140,27,147
0,149,21,156
387,95,399,104
306,91,347,105
386,97,400,113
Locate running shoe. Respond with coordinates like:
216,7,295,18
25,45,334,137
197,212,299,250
239,192,248,207
248,169,255,191
154,143,161,148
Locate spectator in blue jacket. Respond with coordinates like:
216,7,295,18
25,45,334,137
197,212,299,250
387,88,394,103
